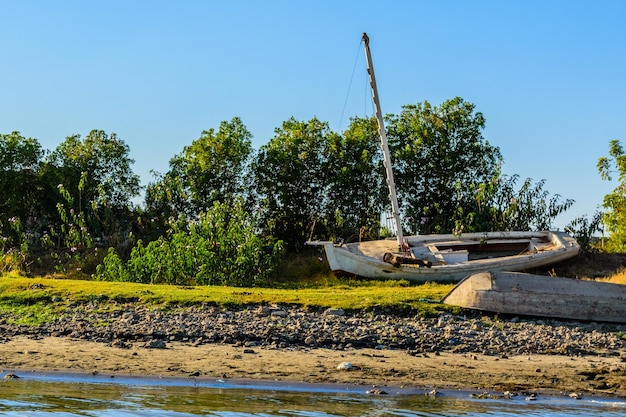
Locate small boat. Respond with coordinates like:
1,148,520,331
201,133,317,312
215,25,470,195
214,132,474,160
442,270,626,323
309,230,579,282
309,34,579,281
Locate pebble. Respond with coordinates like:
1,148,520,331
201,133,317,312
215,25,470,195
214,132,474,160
503,391,516,399
0,304,623,357
366,388,387,395
144,339,167,349
324,308,345,317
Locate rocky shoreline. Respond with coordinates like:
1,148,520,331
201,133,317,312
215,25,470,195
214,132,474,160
2,303,625,358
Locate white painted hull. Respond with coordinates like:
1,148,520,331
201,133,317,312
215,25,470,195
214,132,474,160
442,270,626,323
309,231,579,282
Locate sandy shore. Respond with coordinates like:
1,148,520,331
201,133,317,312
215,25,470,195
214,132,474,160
2,336,625,398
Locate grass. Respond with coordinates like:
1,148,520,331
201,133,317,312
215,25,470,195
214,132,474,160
0,266,456,326
551,251,626,282
597,268,626,284
3,249,625,327
0,273,452,309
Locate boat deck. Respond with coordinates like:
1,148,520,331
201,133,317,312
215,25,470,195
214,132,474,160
352,235,556,265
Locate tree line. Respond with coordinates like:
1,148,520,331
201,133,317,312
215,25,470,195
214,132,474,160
1,97,617,285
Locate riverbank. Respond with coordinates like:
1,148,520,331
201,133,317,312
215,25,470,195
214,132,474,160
1,336,626,398
1,304,626,397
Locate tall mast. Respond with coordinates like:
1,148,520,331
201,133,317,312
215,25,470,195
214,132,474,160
362,32,404,251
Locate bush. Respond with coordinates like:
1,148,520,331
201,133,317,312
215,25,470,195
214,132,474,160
565,212,603,254
597,139,626,252
95,200,283,286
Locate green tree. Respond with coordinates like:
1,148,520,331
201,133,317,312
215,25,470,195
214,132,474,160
0,132,45,253
44,130,141,246
143,118,253,241
326,116,386,241
456,172,574,233
252,117,331,250
386,97,503,234
565,211,603,254
169,117,253,212
597,139,626,251
142,172,189,240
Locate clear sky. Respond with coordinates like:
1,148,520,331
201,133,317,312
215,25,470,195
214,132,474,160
2,0,624,230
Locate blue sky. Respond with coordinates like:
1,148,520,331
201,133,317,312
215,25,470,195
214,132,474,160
2,1,624,230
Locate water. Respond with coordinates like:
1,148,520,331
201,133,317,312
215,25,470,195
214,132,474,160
0,373,625,416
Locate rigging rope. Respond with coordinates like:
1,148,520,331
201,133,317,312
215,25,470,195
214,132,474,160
337,39,366,132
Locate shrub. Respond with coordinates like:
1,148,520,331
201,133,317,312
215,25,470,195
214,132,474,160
95,199,283,286
565,212,603,254
597,139,626,252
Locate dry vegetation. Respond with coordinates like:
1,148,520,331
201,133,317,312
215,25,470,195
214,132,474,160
550,252,626,283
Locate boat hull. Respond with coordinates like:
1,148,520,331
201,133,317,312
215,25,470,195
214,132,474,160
442,271,626,323
309,231,579,282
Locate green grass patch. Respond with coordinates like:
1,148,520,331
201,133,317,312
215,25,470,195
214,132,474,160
0,274,456,324
0,301,64,326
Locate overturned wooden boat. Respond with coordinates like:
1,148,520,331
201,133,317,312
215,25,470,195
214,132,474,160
309,230,579,282
442,270,626,323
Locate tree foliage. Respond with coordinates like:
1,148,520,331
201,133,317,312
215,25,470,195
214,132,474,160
0,130,142,275
169,117,253,211
455,173,574,233
144,118,253,239
565,211,603,254
386,97,503,234
325,116,386,241
252,118,332,249
47,130,140,211
1,98,582,282
597,139,626,251
44,130,141,245
95,199,283,286
0,132,44,250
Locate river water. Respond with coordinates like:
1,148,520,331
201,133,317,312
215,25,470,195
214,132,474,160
0,373,625,416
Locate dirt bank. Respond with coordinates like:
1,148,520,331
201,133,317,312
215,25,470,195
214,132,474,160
1,336,625,398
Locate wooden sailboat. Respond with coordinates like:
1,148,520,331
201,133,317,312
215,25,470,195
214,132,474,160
312,230,579,282
308,34,579,282
442,271,626,323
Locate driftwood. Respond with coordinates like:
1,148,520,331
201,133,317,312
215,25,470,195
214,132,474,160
383,253,432,268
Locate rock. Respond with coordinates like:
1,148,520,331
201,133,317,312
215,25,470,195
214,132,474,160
111,339,130,349
337,362,353,370
145,339,167,349
503,391,516,399
3,301,625,360
256,306,271,317
324,308,345,317
366,389,387,395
